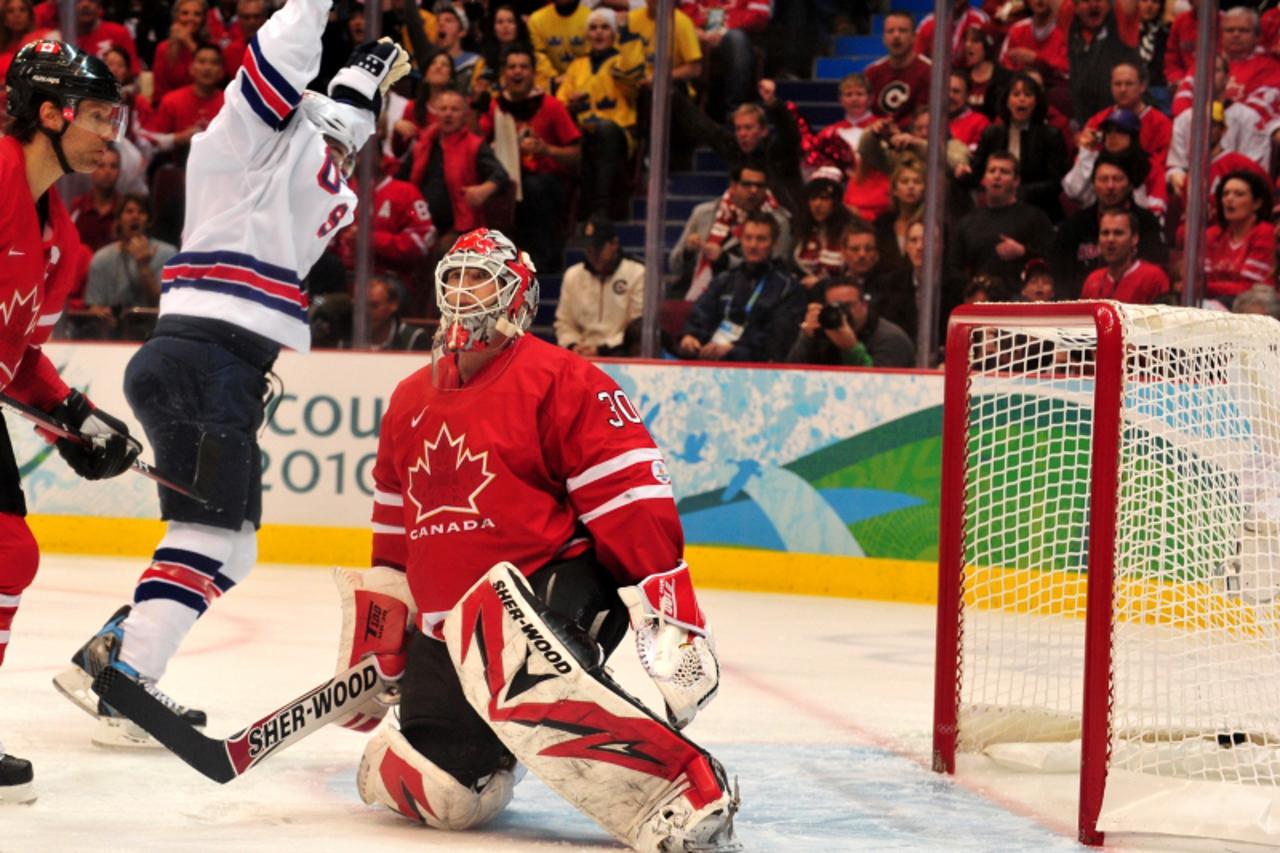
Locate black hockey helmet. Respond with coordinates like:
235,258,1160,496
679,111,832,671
6,39,122,124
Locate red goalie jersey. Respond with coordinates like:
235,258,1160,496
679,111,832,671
370,334,682,635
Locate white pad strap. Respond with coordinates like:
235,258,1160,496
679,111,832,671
443,562,736,851
357,725,514,830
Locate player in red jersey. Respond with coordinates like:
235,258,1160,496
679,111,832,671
331,229,740,851
0,39,139,804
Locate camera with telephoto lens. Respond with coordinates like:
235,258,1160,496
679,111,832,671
818,304,850,330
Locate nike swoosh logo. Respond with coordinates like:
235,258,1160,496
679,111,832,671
8,249,23,256
410,407,428,428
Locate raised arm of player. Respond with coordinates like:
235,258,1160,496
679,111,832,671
201,0,332,153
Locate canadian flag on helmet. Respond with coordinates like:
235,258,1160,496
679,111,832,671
36,41,60,54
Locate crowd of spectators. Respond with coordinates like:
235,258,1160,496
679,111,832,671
8,0,1279,364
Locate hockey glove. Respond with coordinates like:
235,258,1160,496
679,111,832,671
328,38,411,117
333,566,416,731
617,563,720,729
49,389,142,480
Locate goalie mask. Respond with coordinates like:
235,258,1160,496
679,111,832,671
298,91,372,178
434,229,539,352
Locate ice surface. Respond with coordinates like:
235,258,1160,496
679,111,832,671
0,557,1256,851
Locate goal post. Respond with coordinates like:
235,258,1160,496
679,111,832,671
932,301,1280,847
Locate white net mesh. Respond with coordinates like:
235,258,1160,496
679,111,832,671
953,304,1280,794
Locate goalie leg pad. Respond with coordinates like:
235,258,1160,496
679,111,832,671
357,725,514,830
443,562,740,851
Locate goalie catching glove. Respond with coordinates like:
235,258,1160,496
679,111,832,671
328,37,411,117
333,566,416,731
618,563,720,729
47,389,141,480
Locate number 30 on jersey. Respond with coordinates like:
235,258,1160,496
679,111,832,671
597,390,642,428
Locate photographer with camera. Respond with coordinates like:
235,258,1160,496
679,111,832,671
787,278,916,368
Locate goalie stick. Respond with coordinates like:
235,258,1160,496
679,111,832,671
0,392,209,503
91,659,389,783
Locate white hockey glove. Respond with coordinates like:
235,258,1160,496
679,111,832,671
328,38,411,116
333,566,417,731
617,563,720,730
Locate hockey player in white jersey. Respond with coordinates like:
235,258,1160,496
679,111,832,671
54,0,410,744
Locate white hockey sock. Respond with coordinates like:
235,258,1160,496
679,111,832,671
120,522,241,681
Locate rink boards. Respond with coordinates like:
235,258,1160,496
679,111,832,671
14,343,948,601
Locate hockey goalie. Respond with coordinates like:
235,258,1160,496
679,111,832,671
331,229,741,852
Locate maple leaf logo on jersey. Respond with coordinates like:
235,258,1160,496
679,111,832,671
405,422,496,523
0,284,41,338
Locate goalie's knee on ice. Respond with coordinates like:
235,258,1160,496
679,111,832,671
357,726,515,831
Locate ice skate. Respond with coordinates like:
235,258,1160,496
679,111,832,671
93,674,207,748
53,605,206,747
634,777,742,853
0,741,35,805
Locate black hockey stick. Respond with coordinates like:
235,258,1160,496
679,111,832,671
0,392,208,503
92,659,389,784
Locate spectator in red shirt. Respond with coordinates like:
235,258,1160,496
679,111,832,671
1222,7,1280,104
68,145,122,252
75,0,139,73
1081,208,1170,303
800,71,876,178
483,43,582,272
916,0,990,65
405,88,509,248
394,51,455,153
336,154,437,278
1000,0,1069,113
219,0,267,78
948,71,990,150
141,42,226,161
1165,0,1213,86
205,0,240,48
1204,169,1276,305
0,0,54,82
865,11,932,127
1080,60,1171,192
151,0,211,106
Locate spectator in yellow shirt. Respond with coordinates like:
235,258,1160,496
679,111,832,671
528,0,590,79
622,0,703,89
558,8,641,217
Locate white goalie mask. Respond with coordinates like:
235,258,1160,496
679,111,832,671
298,91,372,178
434,229,539,352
